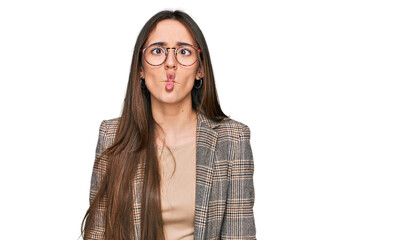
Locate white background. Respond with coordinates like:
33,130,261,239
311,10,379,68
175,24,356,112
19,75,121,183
0,0,414,239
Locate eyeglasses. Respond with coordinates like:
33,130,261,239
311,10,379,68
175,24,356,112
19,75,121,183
141,44,202,66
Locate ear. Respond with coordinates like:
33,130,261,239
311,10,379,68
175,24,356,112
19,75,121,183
196,65,204,80
139,66,145,79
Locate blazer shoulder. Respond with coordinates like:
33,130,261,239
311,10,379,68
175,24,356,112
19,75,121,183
100,117,120,135
95,117,120,154
215,117,251,139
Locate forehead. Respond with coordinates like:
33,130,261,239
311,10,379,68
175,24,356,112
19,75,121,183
146,19,196,46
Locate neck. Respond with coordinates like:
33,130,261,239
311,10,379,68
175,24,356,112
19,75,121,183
151,96,197,147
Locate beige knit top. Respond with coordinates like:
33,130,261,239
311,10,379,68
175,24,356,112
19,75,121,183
157,140,196,240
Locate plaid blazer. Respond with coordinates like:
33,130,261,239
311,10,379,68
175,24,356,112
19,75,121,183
87,113,256,240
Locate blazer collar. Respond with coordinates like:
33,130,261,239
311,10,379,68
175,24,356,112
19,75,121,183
197,111,221,130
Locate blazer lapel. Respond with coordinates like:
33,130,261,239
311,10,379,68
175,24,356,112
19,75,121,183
194,113,218,240
133,161,144,239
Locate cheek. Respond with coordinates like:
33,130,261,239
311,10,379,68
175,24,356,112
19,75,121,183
142,67,163,83
181,71,198,90
181,64,199,83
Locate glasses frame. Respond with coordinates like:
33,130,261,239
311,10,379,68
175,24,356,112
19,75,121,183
141,44,202,67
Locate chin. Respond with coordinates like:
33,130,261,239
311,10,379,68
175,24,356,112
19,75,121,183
156,93,184,105
162,93,193,106
160,98,180,104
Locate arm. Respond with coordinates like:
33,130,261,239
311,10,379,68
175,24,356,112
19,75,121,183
85,120,109,240
221,125,256,239
89,120,108,205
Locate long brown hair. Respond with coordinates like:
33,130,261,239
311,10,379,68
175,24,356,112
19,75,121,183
82,10,226,240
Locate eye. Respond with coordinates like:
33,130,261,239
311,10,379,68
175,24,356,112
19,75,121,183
150,47,164,55
178,48,192,56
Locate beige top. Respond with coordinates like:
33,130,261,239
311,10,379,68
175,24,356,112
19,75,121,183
157,140,196,240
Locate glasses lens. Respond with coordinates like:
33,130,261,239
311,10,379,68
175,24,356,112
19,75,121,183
176,46,198,66
144,45,166,66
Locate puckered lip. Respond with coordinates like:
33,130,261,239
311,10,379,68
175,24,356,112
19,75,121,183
166,72,175,82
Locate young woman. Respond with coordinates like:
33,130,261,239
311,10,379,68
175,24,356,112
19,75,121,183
82,10,256,240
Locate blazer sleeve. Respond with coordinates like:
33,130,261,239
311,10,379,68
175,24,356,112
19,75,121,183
221,125,256,239
85,120,109,240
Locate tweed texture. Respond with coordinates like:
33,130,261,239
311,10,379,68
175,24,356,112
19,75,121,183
86,113,256,240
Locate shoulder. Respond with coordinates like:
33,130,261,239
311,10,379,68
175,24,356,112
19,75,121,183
95,117,120,154
213,117,251,140
99,117,120,136
100,115,251,139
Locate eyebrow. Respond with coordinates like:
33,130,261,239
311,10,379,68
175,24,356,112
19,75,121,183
147,41,194,47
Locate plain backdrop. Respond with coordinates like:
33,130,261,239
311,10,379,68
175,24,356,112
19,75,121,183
0,0,414,239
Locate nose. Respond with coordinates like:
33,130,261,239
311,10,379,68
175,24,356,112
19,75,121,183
164,48,177,69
